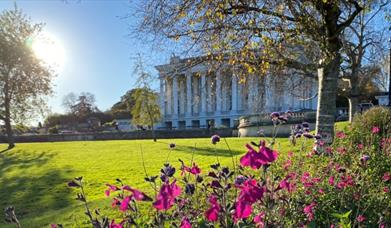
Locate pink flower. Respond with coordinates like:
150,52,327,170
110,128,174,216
283,160,292,170
372,126,380,134
288,151,294,158
181,162,201,175
357,144,364,150
336,131,346,139
233,200,252,220
105,184,120,197
276,173,296,193
111,198,120,208
109,219,125,228
382,172,390,182
180,217,192,228
233,179,265,221
336,175,354,189
153,180,182,211
119,196,131,212
237,179,265,204
254,212,266,228
357,215,365,222
303,202,316,221
336,147,346,155
384,187,389,193
204,195,221,222
328,176,335,186
122,186,152,201
240,142,278,169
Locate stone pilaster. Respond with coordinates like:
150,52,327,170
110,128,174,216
216,70,222,114
231,71,238,114
200,73,206,115
186,72,192,117
159,77,165,116
172,76,179,128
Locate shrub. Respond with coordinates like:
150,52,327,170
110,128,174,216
351,106,391,137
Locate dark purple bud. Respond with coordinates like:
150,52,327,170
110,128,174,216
270,112,280,119
196,175,204,183
210,163,220,170
208,172,218,178
360,155,370,162
67,180,80,188
314,134,322,140
222,167,230,175
211,135,220,144
303,133,314,139
302,122,310,128
211,180,223,188
160,163,176,179
185,183,195,195
234,175,246,185
169,143,176,148
278,116,288,122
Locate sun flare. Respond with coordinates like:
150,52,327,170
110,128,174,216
31,31,65,72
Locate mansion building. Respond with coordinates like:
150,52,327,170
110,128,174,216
156,56,318,129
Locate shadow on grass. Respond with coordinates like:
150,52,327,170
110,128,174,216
177,145,243,157
0,149,75,226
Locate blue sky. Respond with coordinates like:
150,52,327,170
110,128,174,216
0,0,171,116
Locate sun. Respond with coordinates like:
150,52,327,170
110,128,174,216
31,31,65,72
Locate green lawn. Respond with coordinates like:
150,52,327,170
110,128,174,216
0,137,284,227
0,122,348,227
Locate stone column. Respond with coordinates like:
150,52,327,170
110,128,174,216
166,78,172,115
185,72,192,128
216,70,222,114
200,73,206,115
172,76,179,128
186,72,192,116
237,78,243,111
159,77,165,116
247,77,254,114
179,78,186,114
231,71,238,113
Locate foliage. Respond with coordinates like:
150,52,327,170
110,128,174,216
0,6,54,147
58,114,390,227
350,106,391,142
62,92,99,118
130,88,161,128
137,0,367,141
131,55,161,141
109,89,137,120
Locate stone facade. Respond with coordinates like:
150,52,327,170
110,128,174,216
156,56,318,129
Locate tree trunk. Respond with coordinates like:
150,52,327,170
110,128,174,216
4,101,15,149
315,55,340,143
151,124,157,142
348,95,359,122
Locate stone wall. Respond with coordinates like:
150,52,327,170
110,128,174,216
0,128,235,143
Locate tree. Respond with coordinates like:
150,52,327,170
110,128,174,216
0,7,53,148
137,0,368,142
131,55,161,142
109,89,137,119
62,92,98,119
340,0,389,122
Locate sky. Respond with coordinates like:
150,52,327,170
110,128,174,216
0,0,171,118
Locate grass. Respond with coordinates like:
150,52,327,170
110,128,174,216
0,122,348,227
